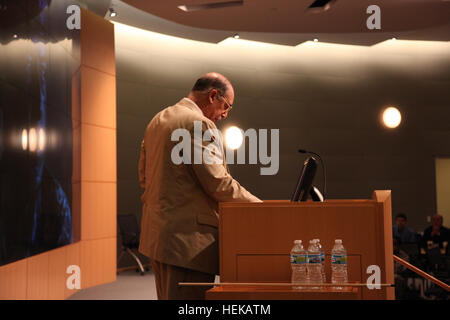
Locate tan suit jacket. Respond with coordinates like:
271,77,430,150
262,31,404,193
138,98,260,274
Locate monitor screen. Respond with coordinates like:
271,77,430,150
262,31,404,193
290,156,318,202
0,0,79,266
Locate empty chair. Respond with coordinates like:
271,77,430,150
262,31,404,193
117,214,147,275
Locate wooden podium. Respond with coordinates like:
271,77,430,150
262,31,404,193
206,190,395,300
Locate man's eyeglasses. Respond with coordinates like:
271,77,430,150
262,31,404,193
219,95,233,113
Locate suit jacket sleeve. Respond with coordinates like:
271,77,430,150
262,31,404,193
190,120,261,203
138,140,146,189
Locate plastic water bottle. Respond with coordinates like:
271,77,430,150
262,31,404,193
307,239,323,289
290,240,308,290
315,239,326,283
331,239,348,290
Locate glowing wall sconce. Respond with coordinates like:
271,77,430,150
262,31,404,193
225,126,243,150
382,107,402,129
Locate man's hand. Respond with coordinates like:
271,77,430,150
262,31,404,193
431,227,440,236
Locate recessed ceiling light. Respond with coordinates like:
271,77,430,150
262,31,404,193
391,37,397,41
308,0,335,12
13,34,18,39
109,8,117,17
233,33,240,39
313,38,319,42
177,1,243,12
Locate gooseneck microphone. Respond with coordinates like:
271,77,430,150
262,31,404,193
298,149,326,199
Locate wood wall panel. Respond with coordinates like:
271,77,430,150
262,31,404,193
81,124,116,182
72,67,81,125
80,238,117,289
72,182,81,243
81,9,115,75
27,253,49,300
48,247,66,300
0,260,27,300
81,66,116,129
81,182,117,240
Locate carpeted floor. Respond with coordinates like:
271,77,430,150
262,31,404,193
68,268,220,300
68,269,158,300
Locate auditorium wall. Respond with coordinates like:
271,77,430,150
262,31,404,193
114,23,450,266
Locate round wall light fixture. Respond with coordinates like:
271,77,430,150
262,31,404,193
225,126,243,150
382,106,402,129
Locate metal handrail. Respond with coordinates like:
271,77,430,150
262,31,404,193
393,254,450,292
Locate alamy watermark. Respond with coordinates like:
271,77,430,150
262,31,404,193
66,264,81,290
66,5,80,30
170,121,279,175
366,5,381,30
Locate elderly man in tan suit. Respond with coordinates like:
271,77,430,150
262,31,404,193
138,73,261,300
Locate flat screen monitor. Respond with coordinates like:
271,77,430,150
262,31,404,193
0,0,78,266
290,156,318,202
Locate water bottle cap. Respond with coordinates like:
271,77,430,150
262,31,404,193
294,240,302,244
335,239,342,244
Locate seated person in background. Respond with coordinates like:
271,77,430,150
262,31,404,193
421,214,449,254
393,213,418,244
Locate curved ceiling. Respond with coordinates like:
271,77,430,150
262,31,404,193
122,0,450,33
108,0,450,46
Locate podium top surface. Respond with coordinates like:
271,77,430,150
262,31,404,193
219,191,391,209
220,199,377,209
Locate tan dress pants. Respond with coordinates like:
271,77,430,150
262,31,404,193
151,260,215,300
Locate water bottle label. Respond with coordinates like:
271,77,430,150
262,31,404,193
307,254,321,264
290,254,307,264
331,254,347,265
